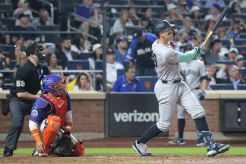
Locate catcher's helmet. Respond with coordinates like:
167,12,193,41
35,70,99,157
41,74,66,96
153,20,175,35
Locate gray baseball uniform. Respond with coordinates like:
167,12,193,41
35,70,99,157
177,60,207,119
152,41,205,132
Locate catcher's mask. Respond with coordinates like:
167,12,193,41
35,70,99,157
41,74,66,96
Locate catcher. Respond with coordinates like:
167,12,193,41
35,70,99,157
29,74,84,157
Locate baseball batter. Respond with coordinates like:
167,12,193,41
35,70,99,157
132,20,230,157
169,44,208,146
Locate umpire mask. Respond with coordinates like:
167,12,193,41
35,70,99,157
35,42,47,66
25,42,47,66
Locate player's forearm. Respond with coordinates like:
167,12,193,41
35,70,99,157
200,79,208,91
177,49,197,62
29,120,42,143
64,110,73,132
17,92,39,100
127,37,139,59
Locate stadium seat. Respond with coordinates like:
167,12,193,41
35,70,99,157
237,84,246,90
137,76,157,92
133,0,152,5
78,52,92,60
144,68,156,76
58,0,76,13
216,60,235,65
0,3,13,17
67,60,89,70
239,33,246,39
108,0,128,5
235,45,246,55
8,60,16,70
1,18,15,30
234,39,246,46
1,44,13,55
210,84,234,90
0,60,4,70
37,25,60,43
95,61,103,70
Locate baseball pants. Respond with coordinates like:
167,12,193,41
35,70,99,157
177,89,201,119
4,97,33,150
154,80,205,132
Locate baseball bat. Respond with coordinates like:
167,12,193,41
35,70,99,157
200,0,236,49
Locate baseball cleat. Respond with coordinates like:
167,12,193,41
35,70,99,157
132,141,153,156
168,137,185,145
207,143,230,157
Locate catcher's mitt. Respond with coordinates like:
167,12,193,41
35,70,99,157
52,133,73,156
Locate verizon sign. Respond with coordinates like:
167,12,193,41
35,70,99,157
114,110,159,122
107,93,159,137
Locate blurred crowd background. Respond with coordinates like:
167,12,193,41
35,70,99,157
0,0,246,92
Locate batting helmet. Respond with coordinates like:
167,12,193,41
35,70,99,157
41,74,66,96
153,20,175,35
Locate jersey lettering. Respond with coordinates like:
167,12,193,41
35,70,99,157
152,52,157,67
16,80,25,87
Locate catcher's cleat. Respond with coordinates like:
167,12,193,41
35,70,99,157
32,150,48,157
132,141,153,156
168,137,185,145
207,143,230,157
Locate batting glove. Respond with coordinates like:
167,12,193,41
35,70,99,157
194,47,204,59
197,90,206,100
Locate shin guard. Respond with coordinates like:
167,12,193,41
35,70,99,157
42,115,61,153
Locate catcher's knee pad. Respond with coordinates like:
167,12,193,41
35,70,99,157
73,141,85,156
42,115,61,148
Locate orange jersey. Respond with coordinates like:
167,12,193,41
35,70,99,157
30,93,71,126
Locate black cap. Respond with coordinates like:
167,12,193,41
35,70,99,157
210,38,221,48
18,13,29,19
116,36,127,44
106,48,115,54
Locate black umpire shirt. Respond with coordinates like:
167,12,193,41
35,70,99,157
10,59,50,102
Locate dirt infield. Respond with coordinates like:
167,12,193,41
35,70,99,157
1,137,246,164
1,154,246,164
6,137,246,148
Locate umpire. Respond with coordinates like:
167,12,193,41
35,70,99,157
3,43,50,157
